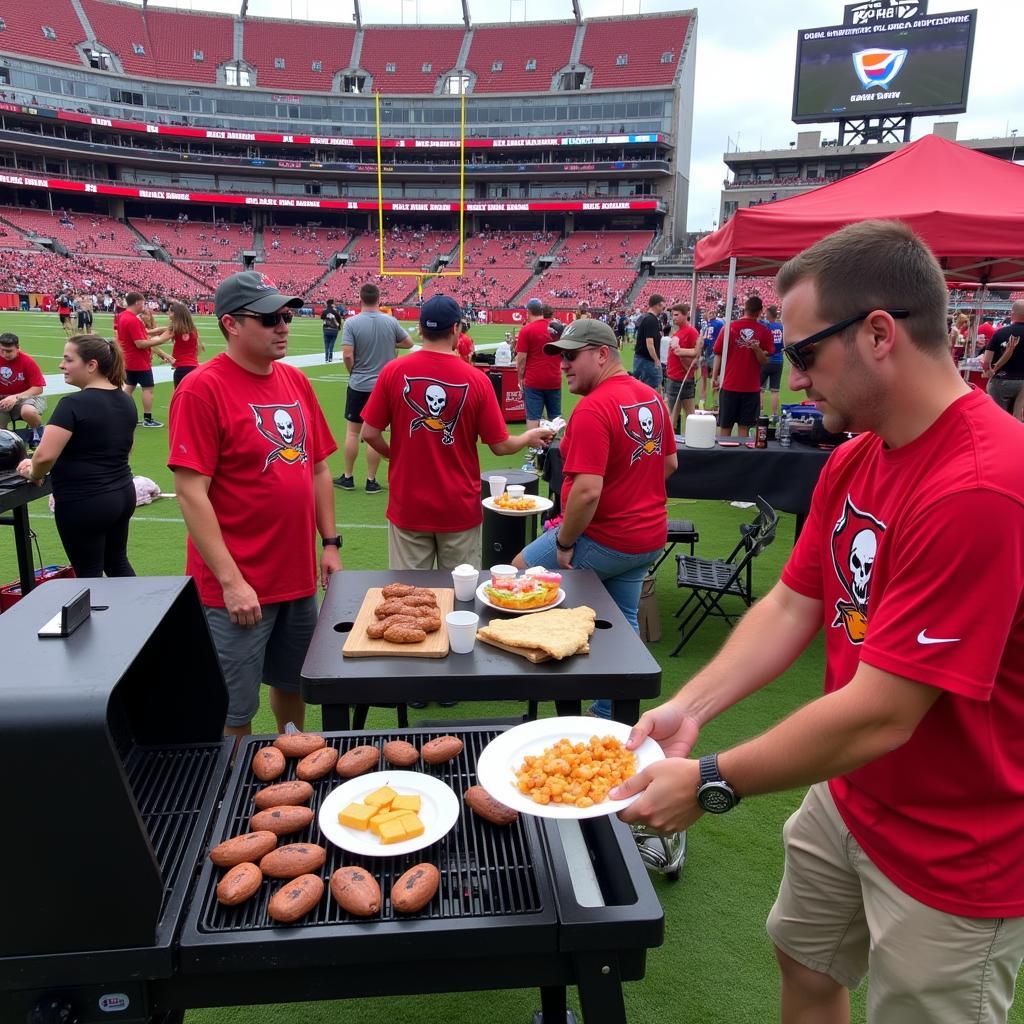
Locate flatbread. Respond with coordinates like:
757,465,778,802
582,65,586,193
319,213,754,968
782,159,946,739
477,606,596,660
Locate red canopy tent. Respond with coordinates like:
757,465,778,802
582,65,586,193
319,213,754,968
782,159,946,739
692,135,1024,383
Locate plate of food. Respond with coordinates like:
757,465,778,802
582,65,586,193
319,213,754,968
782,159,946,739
477,571,564,614
319,770,460,857
475,717,665,820
483,495,555,517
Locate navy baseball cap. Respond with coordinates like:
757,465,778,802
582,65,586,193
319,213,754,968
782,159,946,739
215,271,303,319
420,295,462,331
525,297,544,315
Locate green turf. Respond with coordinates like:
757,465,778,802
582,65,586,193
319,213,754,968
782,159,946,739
2,310,1019,1024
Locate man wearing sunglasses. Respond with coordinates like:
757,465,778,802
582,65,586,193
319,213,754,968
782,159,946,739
615,220,1024,1023
169,271,342,743
512,318,677,718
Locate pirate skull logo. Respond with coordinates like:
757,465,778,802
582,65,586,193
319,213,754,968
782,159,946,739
250,401,307,471
830,496,886,645
620,400,665,464
638,405,654,438
424,385,447,418
402,376,469,447
274,408,295,446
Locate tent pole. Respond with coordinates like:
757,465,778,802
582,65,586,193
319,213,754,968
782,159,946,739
717,257,738,429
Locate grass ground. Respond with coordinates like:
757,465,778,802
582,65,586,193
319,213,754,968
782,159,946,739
3,310,1020,1024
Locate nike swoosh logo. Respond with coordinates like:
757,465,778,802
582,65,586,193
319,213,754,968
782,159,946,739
917,630,961,646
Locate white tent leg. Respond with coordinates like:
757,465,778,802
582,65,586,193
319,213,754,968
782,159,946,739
717,258,738,432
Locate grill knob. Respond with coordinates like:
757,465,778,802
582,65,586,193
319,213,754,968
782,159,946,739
29,997,79,1024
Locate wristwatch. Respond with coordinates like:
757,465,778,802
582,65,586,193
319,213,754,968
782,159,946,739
696,753,740,814
321,536,343,549
555,535,575,552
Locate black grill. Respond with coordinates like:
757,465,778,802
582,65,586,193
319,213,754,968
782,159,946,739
195,729,543,933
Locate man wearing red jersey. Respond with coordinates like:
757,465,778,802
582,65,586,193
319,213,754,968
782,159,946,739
169,272,341,741
117,291,171,427
361,295,551,571
712,295,774,437
616,221,1024,1024
0,332,46,445
512,317,677,718
665,303,700,431
515,297,562,428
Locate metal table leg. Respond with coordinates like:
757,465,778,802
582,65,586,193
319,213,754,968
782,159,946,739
611,699,640,726
12,505,35,593
321,703,352,731
574,953,626,1024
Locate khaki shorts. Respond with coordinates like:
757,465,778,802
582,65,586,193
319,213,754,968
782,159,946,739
388,524,481,572
0,395,46,428
767,782,1024,1023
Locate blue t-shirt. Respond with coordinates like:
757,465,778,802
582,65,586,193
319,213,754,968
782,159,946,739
702,318,724,358
767,321,784,364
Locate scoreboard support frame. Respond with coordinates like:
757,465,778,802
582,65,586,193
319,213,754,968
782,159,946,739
838,116,913,147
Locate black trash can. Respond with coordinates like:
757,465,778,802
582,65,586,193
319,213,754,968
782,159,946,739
479,469,540,569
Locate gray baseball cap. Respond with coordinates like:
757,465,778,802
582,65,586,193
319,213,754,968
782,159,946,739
544,317,619,355
215,271,303,319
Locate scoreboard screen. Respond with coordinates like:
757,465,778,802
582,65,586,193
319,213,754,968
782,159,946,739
792,11,975,123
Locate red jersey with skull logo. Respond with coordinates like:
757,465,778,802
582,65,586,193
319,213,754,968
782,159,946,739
167,353,337,606
782,387,1024,917
361,349,508,532
713,317,774,392
559,373,672,554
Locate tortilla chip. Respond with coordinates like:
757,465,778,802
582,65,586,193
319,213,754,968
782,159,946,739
477,606,596,660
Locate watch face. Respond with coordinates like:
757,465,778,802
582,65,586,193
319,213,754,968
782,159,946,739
698,782,735,814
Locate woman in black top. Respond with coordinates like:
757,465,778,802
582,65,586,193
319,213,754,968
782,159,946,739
16,333,139,577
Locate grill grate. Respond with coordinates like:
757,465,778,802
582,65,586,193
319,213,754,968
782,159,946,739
124,744,226,920
197,729,543,932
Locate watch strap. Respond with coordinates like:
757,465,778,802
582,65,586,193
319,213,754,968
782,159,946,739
321,535,342,548
698,753,720,787
555,535,575,552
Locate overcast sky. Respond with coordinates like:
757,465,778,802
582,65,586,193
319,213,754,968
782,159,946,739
147,0,1022,230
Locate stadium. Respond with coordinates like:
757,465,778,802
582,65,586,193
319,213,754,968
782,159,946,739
2,2,1024,1024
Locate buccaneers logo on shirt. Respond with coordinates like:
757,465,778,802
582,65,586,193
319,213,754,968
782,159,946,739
620,400,665,464
250,401,308,472
402,376,469,447
830,496,886,645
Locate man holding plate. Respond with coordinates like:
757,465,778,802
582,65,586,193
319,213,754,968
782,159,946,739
614,221,1024,1024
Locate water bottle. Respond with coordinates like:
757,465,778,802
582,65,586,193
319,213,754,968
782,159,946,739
778,411,792,448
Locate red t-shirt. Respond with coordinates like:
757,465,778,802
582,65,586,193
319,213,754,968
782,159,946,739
978,321,995,349
560,373,671,554
172,330,200,368
456,334,474,363
0,351,45,396
713,318,774,392
667,325,699,382
515,319,562,390
782,387,1024,917
167,353,337,607
361,349,508,533
116,310,151,372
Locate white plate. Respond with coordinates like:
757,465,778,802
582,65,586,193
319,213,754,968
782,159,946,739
475,581,565,615
475,717,665,820
318,770,459,857
482,495,555,518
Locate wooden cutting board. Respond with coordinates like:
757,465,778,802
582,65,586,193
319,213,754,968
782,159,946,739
343,587,455,658
476,633,590,664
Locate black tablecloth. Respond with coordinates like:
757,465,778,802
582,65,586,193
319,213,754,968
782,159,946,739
301,568,661,727
543,438,831,517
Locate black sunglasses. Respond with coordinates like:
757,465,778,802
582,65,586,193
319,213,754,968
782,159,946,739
782,309,910,371
560,344,607,362
232,309,294,327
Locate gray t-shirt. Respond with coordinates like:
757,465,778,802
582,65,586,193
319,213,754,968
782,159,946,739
343,310,410,392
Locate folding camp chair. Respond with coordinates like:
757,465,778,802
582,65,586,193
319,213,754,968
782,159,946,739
669,497,778,656
651,518,700,573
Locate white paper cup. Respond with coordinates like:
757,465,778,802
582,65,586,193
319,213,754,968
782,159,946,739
446,610,479,655
488,475,507,499
490,564,518,583
505,484,526,499
451,565,479,602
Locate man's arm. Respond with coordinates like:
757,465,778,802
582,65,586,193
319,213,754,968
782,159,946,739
396,328,414,350
515,351,528,384
664,451,678,479
312,459,342,587
0,384,44,410
488,426,552,456
360,422,391,460
173,467,262,627
712,354,722,387
17,423,71,481
555,472,603,547
981,348,994,377
642,322,660,363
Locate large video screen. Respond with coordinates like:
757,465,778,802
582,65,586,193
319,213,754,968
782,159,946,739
793,11,975,123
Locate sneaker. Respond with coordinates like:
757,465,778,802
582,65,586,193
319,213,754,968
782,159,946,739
333,474,355,490
409,701,429,709
438,701,459,708
142,418,163,428
365,479,383,494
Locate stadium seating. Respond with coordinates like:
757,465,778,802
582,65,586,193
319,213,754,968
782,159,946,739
242,19,356,90
0,216,35,249
260,263,330,298
465,24,577,93
358,26,465,93
531,268,637,308
634,277,782,313
262,225,351,265
346,228,459,270
77,0,233,83
461,229,557,267
312,268,416,307
176,261,244,291
0,0,84,65
130,218,253,261
2,208,143,256
579,14,691,88
552,229,653,267
418,267,534,307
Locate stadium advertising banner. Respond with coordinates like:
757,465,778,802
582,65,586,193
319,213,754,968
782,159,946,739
792,1,976,123
0,170,661,213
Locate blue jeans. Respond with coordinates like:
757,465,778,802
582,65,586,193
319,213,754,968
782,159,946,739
632,359,662,389
323,330,338,359
519,530,662,719
523,386,562,422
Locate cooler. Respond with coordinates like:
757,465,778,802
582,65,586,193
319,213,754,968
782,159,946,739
480,469,540,569
0,564,76,612
488,365,525,423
